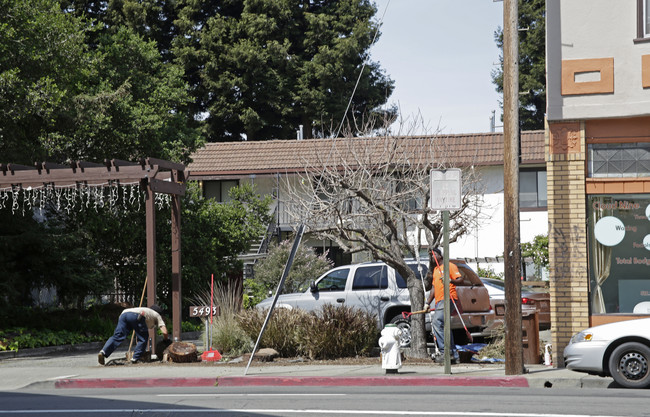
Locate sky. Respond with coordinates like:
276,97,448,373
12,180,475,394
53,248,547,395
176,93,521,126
370,0,505,135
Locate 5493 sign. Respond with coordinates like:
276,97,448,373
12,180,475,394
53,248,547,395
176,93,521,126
189,305,219,317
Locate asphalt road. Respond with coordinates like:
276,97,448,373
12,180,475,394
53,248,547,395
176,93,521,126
2,384,650,417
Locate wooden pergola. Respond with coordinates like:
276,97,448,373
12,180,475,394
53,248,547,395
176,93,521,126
0,158,186,349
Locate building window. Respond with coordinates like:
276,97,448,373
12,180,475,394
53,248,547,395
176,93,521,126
519,169,547,209
588,143,650,178
203,180,238,202
638,0,650,39
588,194,650,314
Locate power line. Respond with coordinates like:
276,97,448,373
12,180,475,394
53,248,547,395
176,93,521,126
334,0,391,138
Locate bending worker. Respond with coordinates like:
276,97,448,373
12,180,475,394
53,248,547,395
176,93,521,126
424,248,463,364
98,305,169,365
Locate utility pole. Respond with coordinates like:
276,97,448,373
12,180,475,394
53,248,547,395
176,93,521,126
503,0,524,375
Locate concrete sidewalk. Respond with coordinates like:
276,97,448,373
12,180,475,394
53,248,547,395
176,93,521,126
0,341,614,391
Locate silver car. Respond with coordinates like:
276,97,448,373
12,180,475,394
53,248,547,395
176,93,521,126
564,317,650,388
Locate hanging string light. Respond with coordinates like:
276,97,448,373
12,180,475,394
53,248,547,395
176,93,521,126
0,181,169,216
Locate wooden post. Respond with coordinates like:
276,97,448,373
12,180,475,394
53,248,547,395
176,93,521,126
146,181,157,354
503,0,524,375
171,180,182,342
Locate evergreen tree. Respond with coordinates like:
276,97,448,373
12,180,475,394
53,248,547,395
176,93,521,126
62,0,395,141
492,0,545,130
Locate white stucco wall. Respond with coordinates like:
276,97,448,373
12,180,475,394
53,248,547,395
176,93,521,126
547,0,650,121
216,165,548,275
449,166,548,275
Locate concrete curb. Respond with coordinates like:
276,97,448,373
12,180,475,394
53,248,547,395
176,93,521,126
215,375,530,387
54,377,218,389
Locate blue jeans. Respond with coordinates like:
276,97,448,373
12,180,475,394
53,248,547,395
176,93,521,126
101,312,149,360
432,300,458,358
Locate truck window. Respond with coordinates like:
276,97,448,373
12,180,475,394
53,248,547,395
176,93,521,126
352,265,388,290
317,268,349,291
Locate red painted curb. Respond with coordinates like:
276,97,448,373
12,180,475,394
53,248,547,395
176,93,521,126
216,376,529,388
54,376,529,389
55,378,217,389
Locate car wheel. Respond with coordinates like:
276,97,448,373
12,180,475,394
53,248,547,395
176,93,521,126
608,342,650,388
389,315,412,348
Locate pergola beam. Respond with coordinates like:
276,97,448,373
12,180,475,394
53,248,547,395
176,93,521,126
0,162,177,190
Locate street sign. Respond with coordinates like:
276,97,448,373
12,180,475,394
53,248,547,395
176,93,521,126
429,168,462,211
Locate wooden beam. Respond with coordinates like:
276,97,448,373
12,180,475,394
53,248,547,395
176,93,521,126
0,165,159,188
149,178,186,196
7,163,37,172
110,158,142,168
72,161,105,172
35,162,69,173
147,157,185,172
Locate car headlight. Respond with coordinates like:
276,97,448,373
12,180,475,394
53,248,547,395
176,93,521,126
570,331,593,344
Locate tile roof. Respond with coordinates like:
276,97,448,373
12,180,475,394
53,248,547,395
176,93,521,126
187,130,545,177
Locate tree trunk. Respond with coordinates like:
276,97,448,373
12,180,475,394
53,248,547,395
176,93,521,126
165,341,199,363
406,281,428,358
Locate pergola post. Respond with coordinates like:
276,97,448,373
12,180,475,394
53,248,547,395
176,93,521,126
171,186,182,342
146,180,157,352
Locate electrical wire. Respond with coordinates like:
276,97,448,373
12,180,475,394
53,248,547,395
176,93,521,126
333,0,391,139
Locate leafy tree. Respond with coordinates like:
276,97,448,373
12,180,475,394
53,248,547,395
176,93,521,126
0,204,110,312
492,0,545,130
194,0,394,140
477,265,504,280
521,234,548,279
0,0,89,163
158,182,273,310
45,181,271,312
247,240,334,307
1,0,202,164
66,0,395,141
0,0,202,316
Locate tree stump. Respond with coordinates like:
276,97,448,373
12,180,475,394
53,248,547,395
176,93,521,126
166,341,199,363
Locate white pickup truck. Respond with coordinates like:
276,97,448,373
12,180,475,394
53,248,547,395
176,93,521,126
256,259,494,347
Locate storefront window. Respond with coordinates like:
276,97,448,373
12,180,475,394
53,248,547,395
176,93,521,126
588,143,650,178
588,194,650,314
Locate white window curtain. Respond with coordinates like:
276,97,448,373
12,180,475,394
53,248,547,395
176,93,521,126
591,197,613,314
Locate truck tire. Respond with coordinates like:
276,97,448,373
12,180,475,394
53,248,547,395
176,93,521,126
389,314,412,348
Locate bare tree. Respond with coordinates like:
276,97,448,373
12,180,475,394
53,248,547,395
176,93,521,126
281,123,488,358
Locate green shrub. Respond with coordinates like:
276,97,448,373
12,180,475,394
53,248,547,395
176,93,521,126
181,320,203,333
237,305,377,360
207,314,252,356
477,265,504,279
198,281,253,356
237,308,306,357
0,328,98,351
246,240,333,308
